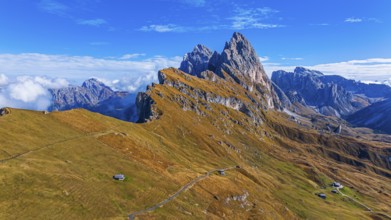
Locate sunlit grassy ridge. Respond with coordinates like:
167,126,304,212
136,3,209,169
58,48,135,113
0,68,390,219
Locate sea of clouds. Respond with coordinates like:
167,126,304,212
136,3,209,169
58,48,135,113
0,54,182,111
0,75,69,110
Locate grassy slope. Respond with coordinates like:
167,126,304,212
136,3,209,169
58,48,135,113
0,69,390,219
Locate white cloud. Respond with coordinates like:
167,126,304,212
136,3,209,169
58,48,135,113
0,53,182,93
368,18,381,23
311,23,330,26
139,24,186,33
0,74,9,86
384,78,391,86
263,58,391,82
182,0,206,7
77,19,107,27
33,76,69,89
38,1,110,28
120,53,146,60
139,23,232,33
138,6,283,33
0,76,69,110
259,56,269,62
38,0,68,16
345,17,363,23
282,57,303,61
344,17,381,24
89,42,109,46
8,80,48,102
229,7,283,30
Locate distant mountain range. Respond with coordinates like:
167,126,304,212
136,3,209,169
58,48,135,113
272,67,391,133
347,98,391,133
49,78,137,122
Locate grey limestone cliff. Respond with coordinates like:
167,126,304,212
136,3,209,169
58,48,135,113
218,32,270,87
179,44,213,77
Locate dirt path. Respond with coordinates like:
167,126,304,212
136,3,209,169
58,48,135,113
337,188,372,211
0,129,118,164
128,166,238,220
337,188,391,219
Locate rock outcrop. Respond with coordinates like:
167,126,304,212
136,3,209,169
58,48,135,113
179,44,213,77
334,124,342,134
218,32,270,87
49,79,137,121
0,107,11,116
272,82,292,108
136,87,159,123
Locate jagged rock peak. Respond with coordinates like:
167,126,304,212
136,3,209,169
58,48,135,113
194,44,212,54
50,78,116,110
177,32,277,109
294,67,324,77
179,44,213,77
220,32,269,86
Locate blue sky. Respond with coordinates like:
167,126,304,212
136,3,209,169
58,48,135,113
1,0,390,61
0,0,390,96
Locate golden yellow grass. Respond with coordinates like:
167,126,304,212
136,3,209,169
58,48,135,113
0,68,390,219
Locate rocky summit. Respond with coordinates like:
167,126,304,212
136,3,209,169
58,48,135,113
50,78,116,108
218,32,271,87
178,32,277,109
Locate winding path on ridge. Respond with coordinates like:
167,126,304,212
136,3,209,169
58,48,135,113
336,188,391,219
128,166,238,220
0,128,119,164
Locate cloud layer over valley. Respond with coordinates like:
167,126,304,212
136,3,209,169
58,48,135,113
0,53,181,110
0,76,69,110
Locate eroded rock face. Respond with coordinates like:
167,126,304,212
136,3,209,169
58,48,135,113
156,69,263,123
272,82,292,108
179,44,213,77
137,68,268,126
219,32,270,87
136,88,159,123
